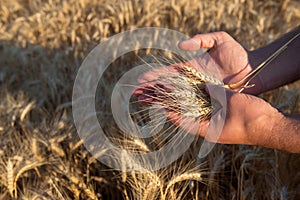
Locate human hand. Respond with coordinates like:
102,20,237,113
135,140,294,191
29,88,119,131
164,84,300,153
134,79,279,145
165,84,280,146
178,31,263,94
134,78,292,150
133,31,264,138
134,31,264,99
133,30,300,151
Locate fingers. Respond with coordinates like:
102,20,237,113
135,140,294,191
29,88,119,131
166,111,210,137
178,31,230,51
137,66,168,83
137,63,185,83
133,65,175,97
133,62,190,99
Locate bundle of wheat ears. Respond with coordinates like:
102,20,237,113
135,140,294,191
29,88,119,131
135,32,300,123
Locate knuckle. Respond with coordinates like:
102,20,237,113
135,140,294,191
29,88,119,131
215,31,230,43
218,31,229,37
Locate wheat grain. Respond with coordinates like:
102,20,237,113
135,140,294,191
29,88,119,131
50,143,65,157
31,138,44,162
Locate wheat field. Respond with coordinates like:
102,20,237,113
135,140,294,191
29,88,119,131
0,0,300,199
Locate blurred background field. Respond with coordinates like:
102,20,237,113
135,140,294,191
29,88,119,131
0,0,299,199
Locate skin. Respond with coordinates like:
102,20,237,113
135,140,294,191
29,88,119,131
134,26,300,153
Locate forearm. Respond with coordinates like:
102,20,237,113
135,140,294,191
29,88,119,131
250,26,300,94
254,112,300,153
